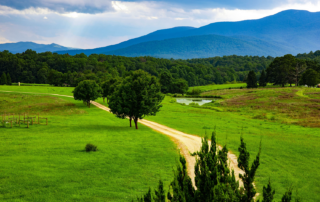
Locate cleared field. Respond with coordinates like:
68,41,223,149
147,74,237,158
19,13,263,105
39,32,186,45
0,92,178,201
146,94,320,201
188,83,247,92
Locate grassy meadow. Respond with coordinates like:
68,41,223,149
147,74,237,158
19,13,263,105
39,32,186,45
188,83,247,92
0,91,179,201
1,85,320,201
145,88,320,201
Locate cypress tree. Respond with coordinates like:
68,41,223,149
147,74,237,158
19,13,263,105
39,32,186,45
154,180,166,202
262,178,275,202
0,72,7,85
259,70,267,87
6,73,12,85
246,71,258,88
281,187,293,202
238,136,261,202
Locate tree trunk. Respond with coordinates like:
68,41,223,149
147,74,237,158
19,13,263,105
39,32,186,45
129,117,132,127
103,97,105,103
134,118,138,129
88,101,90,108
107,97,108,104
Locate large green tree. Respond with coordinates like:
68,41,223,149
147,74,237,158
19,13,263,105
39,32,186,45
246,70,258,88
73,80,102,108
0,72,7,85
101,77,121,103
109,70,164,129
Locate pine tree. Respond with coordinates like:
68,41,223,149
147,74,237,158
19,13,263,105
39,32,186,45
0,72,7,85
246,71,258,88
281,187,293,202
238,136,261,202
6,73,12,85
154,180,165,202
259,70,267,87
262,178,275,202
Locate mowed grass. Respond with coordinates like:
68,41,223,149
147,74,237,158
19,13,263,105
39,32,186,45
0,92,179,201
145,96,320,201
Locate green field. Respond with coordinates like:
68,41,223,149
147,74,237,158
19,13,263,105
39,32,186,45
1,85,320,201
0,91,179,201
145,90,320,201
188,83,247,92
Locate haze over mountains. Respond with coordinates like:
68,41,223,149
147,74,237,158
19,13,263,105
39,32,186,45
2,10,320,59
0,42,77,54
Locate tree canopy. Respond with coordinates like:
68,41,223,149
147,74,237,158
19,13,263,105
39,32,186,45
246,70,258,88
108,70,164,129
73,80,101,107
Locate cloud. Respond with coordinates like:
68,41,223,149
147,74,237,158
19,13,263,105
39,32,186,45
1,0,320,49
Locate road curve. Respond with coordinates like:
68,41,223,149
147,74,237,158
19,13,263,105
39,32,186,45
0,90,244,187
91,101,245,187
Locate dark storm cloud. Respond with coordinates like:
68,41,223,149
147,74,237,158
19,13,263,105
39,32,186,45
0,0,114,13
0,0,298,14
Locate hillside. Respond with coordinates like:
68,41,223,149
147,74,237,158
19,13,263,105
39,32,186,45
55,9,320,58
105,34,293,59
0,42,79,54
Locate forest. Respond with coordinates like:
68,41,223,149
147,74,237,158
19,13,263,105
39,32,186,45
0,49,319,89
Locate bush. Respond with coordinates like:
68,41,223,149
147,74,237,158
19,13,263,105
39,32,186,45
85,143,97,152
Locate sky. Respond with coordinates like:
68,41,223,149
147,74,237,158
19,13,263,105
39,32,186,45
1,0,320,49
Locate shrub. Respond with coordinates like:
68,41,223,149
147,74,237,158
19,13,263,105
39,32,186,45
85,143,97,152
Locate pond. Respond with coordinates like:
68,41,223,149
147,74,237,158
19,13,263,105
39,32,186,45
175,98,218,106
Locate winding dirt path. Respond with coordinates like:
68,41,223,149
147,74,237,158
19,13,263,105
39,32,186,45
0,90,244,187
91,101,244,187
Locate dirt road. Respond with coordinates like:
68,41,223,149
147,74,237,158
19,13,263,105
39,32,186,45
0,90,244,187
91,101,244,187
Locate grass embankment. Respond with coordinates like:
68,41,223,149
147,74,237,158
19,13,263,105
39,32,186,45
0,91,178,201
146,93,320,201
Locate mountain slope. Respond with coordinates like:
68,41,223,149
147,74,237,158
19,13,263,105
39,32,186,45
56,9,320,57
0,42,78,54
56,26,195,55
105,34,293,59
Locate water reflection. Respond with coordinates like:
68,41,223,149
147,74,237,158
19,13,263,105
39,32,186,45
175,98,216,106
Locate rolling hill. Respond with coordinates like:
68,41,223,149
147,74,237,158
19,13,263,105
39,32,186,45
105,34,293,59
0,42,79,54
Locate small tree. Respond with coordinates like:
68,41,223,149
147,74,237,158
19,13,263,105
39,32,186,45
259,70,267,87
109,70,164,129
238,136,261,202
6,73,12,85
159,71,173,94
73,80,101,108
0,72,7,85
262,179,275,202
247,71,258,88
300,68,319,87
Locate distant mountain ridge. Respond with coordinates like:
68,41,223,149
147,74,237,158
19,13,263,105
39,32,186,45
0,42,78,54
55,9,320,58
2,9,320,58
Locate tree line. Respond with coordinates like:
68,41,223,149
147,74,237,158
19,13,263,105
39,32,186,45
246,52,320,88
0,49,275,88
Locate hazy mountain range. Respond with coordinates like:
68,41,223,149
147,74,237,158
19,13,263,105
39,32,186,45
1,9,320,59
0,42,77,54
